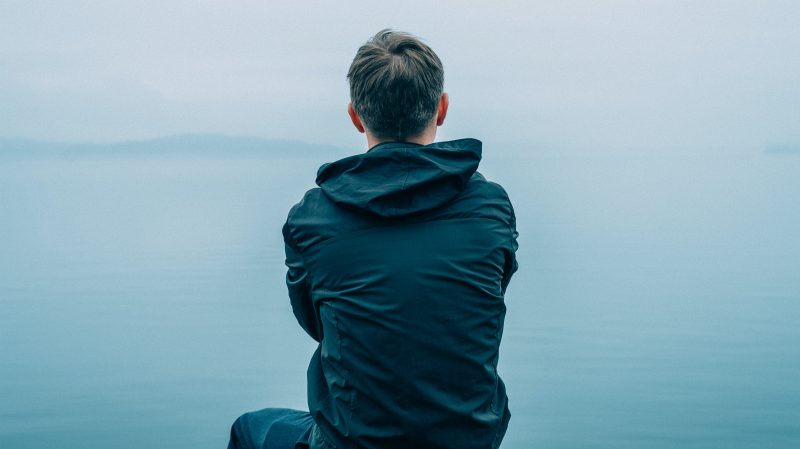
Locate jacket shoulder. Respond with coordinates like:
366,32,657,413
471,172,512,198
283,187,325,246
283,187,377,252
446,172,516,226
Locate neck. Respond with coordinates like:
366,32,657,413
365,126,437,149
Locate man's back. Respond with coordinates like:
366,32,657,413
227,29,519,449
282,139,518,449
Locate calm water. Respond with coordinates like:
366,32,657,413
1,148,798,448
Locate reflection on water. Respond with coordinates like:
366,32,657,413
1,150,798,448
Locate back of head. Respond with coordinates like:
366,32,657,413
347,29,444,141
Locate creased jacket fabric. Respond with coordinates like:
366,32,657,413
282,138,519,449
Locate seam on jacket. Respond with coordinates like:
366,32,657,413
492,413,509,449
490,301,504,415
331,304,353,438
503,196,519,282
400,147,410,190
506,196,518,241
303,253,319,340
284,202,304,253
286,223,324,342
296,215,512,254
312,424,338,449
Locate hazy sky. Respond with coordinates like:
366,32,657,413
1,0,798,152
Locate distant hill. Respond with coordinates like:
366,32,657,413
0,134,351,159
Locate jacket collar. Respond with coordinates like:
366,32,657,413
367,141,424,153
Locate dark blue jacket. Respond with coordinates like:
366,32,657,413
282,139,519,449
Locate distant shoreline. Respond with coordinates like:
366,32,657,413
0,134,350,159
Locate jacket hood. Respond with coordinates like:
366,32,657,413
315,138,482,217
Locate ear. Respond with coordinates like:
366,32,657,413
348,103,366,133
436,92,449,126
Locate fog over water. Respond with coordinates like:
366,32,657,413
1,142,798,448
2,1,800,448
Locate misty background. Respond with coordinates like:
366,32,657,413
2,1,799,449
2,0,799,151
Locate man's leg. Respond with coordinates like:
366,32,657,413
228,408,313,449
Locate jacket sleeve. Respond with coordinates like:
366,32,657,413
283,225,322,342
501,199,519,295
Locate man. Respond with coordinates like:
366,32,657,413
229,29,519,449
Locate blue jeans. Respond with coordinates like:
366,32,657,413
228,408,315,449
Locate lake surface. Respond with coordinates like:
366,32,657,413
1,146,798,448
